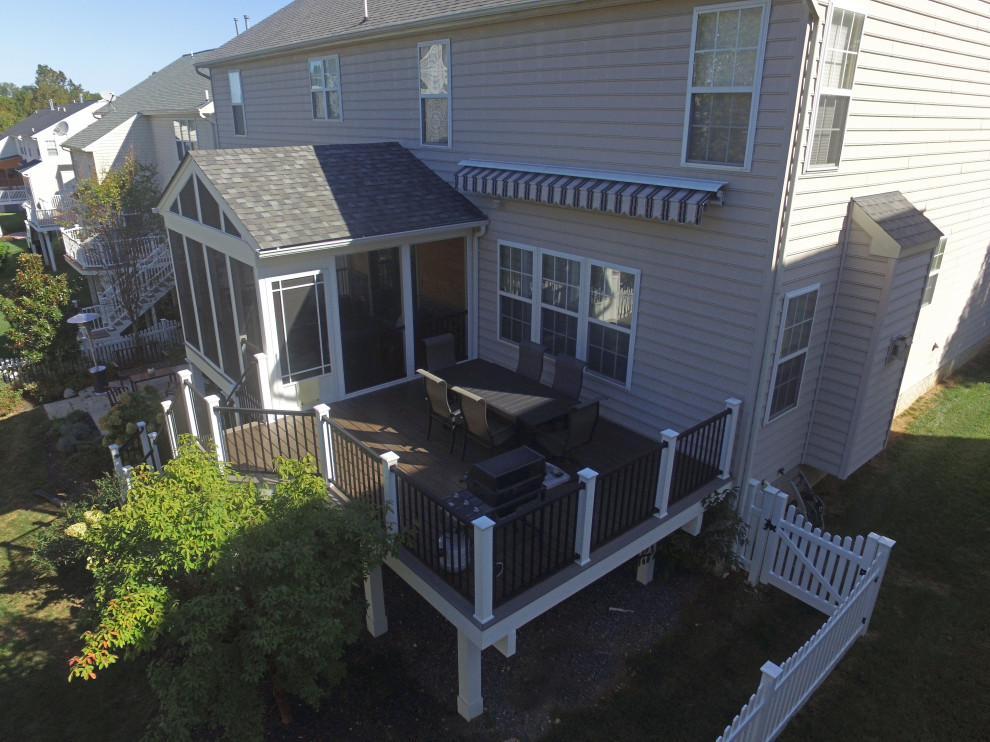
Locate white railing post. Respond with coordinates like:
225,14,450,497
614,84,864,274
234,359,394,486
109,443,125,480
148,431,163,472
364,566,388,637
380,452,400,534
655,429,678,519
575,468,598,565
161,399,178,456
254,352,274,422
313,403,334,482
859,533,896,635
753,661,783,742
205,394,224,464
719,398,742,479
473,516,496,624
137,422,155,470
177,369,197,438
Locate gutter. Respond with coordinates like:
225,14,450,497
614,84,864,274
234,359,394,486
736,0,821,511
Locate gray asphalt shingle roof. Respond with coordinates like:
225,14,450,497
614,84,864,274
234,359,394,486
206,0,549,63
852,192,944,250
187,142,487,250
0,100,100,139
62,50,220,150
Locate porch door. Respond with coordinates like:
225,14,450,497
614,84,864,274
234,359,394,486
411,238,468,370
336,247,406,393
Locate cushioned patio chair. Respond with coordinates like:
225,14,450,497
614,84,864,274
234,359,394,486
535,399,599,461
551,354,587,399
423,332,457,372
453,386,515,460
417,368,463,453
515,339,545,382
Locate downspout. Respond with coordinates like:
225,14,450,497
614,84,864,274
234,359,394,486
194,65,220,149
736,0,821,511
470,222,489,359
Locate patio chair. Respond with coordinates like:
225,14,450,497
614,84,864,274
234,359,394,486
551,354,587,399
423,332,457,372
535,400,599,461
417,368,463,453
515,339,545,382
453,386,515,460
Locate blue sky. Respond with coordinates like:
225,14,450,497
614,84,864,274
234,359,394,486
4,1,288,95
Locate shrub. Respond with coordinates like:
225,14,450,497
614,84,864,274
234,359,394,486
656,488,749,576
0,379,22,417
98,385,164,446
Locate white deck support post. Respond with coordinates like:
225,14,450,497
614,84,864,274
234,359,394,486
313,403,334,482
205,394,224,464
364,565,388,637
472,516,496,624
161,399,178,457
380,452,400,534
575,468,598,565
860,533,896,635
177,369,197,438
254,352,274,423
655,429,678,519
719,398,742,479
457,629,484,720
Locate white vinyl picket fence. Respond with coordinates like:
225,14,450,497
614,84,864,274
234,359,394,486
717,483,895,742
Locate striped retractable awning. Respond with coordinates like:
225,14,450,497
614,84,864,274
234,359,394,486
454,164,724,226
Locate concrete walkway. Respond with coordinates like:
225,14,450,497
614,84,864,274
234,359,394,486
43,385,112,422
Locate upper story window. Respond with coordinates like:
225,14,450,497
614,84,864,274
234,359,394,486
683,1,769,170
922,236,947,306
229,70,246,136
807,4,866,170
45,140,58,157
174,119,199,160
498,243,640,388
767,285,818,421
309,56,342,120
419,40,450,146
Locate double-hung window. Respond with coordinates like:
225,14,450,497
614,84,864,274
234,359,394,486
767,286,818,420
921,236,947,306
498,243,640,387
807,4,866,169
45,140,58,157
271,274,332,384
173,119,198,160
684,1,769,169
309,56,342,120
418,40,450,146
229,70,246,136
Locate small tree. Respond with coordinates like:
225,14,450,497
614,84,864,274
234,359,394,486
69,440,397,741
69,152,163,332
0,252,70,361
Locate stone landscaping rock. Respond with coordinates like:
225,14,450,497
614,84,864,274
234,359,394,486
63,388,77,399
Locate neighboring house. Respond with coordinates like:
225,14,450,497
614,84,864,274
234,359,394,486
0,99,101,263
155,0,990,719
59,51,221,341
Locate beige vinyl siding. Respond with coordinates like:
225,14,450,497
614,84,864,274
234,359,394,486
773,0,990,478
145,116,217,190
86,117,156,179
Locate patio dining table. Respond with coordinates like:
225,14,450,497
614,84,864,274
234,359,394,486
438,359,577,428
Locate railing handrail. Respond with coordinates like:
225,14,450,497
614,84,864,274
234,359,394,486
676,406,732,440
323,415,383,465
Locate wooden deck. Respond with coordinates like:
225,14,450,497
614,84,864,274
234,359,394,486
328,377,661,497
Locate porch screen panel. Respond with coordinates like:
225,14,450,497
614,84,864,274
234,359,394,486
230,258,262,354
206,246,240,379
197,177,222,230
186,239,220,367
272,274,332,384
168,229,199,350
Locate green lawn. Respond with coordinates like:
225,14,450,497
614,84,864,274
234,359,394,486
0,404,153,740
0,237,27,340
546,348,990,742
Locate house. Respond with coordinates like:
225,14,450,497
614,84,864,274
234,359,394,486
154,0,990,720
58,50,221,342
0,99,102,263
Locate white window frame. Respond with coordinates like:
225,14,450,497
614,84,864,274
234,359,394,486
921,236,947,307
418,39,451,147
173,119,198,160
805,1,867,171
682,0,770,171
269,271,333,384
229,70,247,136
309,55,343,121
45,140,58,157
766,285,819,422
497,241,640,389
